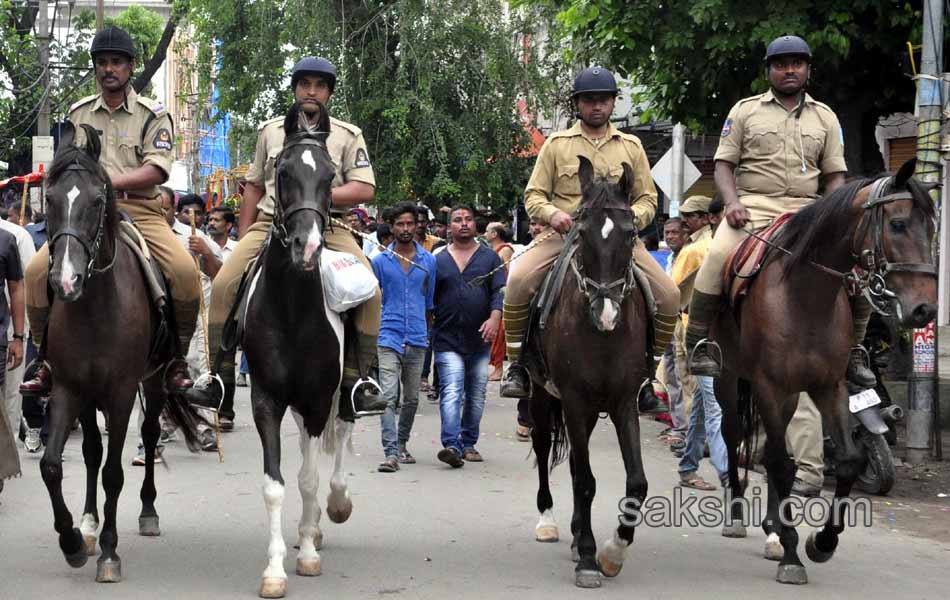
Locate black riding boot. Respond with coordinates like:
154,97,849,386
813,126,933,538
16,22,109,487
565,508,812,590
340,333,386,419
685,291,722,377
500,362,530,398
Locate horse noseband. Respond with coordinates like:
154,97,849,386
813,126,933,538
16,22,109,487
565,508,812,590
570,253,637,306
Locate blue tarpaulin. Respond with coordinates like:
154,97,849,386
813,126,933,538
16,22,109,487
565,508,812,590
198,84,230,179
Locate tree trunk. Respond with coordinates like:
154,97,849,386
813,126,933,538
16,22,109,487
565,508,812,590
133,15,178,94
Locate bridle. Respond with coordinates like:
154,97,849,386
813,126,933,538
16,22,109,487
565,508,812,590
850,176,937,320
271,132,332,247
570,194,638,307
47,161,116,277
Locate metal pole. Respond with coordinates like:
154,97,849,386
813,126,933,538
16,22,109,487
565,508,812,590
908,0,944,464
96,0,105,32
670,123,685,214
37,0,49,137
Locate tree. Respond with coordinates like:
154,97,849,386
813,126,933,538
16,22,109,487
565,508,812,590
186,0,567,207
525,0,930,175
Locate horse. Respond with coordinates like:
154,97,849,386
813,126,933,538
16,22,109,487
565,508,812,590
712,159,937,584
39,122,201,583
524,156,652,588
242,102,354,599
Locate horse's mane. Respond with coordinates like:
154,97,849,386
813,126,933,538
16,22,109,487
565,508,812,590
772,174,935,274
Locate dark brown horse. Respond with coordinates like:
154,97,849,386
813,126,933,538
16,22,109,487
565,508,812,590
40,123,200,583
713,159,937,584
525,156,651,588
242,103,354,599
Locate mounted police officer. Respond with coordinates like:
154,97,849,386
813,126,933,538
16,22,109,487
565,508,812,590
187,56,387,417
500,66,681,403
685,35,875,496
21,26,200,395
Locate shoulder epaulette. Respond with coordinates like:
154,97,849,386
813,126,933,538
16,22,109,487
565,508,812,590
329,117,362,137
737,93,765,106
258,116,283,131
135,95,167,116
68,94,98,114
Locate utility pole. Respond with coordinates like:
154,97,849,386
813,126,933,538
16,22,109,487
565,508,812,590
670,123,685,214
97,0,105,31
908,0,944,464
37,0,49,137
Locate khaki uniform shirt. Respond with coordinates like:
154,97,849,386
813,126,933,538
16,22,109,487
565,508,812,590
245,116,376,218
715,90,847,203
68,88,173,200
524,122,657,229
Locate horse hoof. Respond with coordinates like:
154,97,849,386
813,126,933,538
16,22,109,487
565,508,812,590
764,535,783,561
805,531,835,563
596,550,623,578
327,498,352,524
535,525,559,543
571,545,580,563
296,557,322,577
259,576,287,598
65,548,89,568
96,558,122,583
575,569,602,588
138,515,161,537
775,564,808,585
83,535,98,556
722,522,747,538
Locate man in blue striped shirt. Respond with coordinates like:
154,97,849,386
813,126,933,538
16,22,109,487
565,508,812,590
371,203,436,473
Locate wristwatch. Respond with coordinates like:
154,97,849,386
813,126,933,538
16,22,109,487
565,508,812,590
12,333,25,341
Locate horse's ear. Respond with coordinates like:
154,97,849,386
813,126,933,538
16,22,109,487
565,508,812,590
619,162,635,196
283,102,301,136
58,121,76,151
79,124,101,161
894,158,916,189
577,155,594,195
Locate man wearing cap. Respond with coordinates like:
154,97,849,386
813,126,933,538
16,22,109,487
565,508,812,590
21,26,200,395
685,35,873,496
188,56,386,417
500,66,680,401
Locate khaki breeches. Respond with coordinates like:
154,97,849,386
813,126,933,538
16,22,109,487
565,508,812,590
207,215,381,337
505,227,680,316
693,195,814,296
25,197,201,309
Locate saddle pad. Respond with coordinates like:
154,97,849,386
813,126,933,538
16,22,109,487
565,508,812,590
117,220,167,309
723,212,794,307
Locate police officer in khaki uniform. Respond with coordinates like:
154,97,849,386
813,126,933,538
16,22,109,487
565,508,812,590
500,66,680,400
685,35,874,496
188,57,386,416
21,26,200,395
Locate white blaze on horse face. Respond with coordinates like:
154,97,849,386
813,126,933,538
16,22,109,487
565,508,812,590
601,216,615,240
599,299,619,331
60,185,83,294
303,220,322,263
66,185,80,219
301,149,317,171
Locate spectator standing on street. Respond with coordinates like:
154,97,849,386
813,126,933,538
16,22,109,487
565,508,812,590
372,203,436,473
654,217,689,446
207,206,238,258
486,222,514,381
433,206,504,468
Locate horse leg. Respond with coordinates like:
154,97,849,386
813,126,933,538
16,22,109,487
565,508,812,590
41,390,87,568
597,400,648,578
138,378,163,537
254,393,288,598
758,390,808,584
96,400,133,583
805,381,861,564
79,402,103,556
326,417,354,525
530,389,559,543
291,411,322,577
717,371,748,538
563,405,600,589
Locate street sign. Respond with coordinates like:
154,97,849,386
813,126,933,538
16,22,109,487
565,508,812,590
32,135,54,173
651,147,701,216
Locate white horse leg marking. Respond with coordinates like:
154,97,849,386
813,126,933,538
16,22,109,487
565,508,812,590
79,512,99,555
327,419,353,523
261,475,287,583
535,509,559,542
600,216,614,239
764,531,783,560
597,531,630,577
292,411,322,575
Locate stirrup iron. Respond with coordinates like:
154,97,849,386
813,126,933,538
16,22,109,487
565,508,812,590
351,376,384,417
689,338,723,368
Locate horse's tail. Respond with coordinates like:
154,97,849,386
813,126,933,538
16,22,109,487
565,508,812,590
549,396,570,470
737,378,757,484
320,389,342,454
162,390,205,452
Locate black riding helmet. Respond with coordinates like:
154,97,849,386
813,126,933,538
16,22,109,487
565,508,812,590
764,35,811,65
571,66,619,98
291,57,337,92
90,26,136,60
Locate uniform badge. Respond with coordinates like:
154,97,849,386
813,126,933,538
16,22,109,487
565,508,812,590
721,118,733,138
153,128,172,150
354,148,371,168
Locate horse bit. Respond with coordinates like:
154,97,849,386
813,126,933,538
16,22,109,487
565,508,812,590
48,162,115,276
271,132,332,247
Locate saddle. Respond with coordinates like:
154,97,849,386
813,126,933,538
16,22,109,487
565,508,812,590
722,212,794,307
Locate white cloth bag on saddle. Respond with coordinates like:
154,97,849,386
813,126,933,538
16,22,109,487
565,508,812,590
320,249,379,313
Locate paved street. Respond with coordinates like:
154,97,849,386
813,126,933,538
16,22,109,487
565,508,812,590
2,382,949,599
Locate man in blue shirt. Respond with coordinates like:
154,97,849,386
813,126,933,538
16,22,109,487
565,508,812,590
432,205,504,468
371,203,436,473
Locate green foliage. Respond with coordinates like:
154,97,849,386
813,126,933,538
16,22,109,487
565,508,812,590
108,4,167,64
187,0,566,207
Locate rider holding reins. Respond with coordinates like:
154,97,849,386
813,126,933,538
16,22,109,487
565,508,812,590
21,26,201,395
500,66,681,402
685,35,876,496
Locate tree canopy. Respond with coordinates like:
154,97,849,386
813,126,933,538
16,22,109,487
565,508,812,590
524,0,933,174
